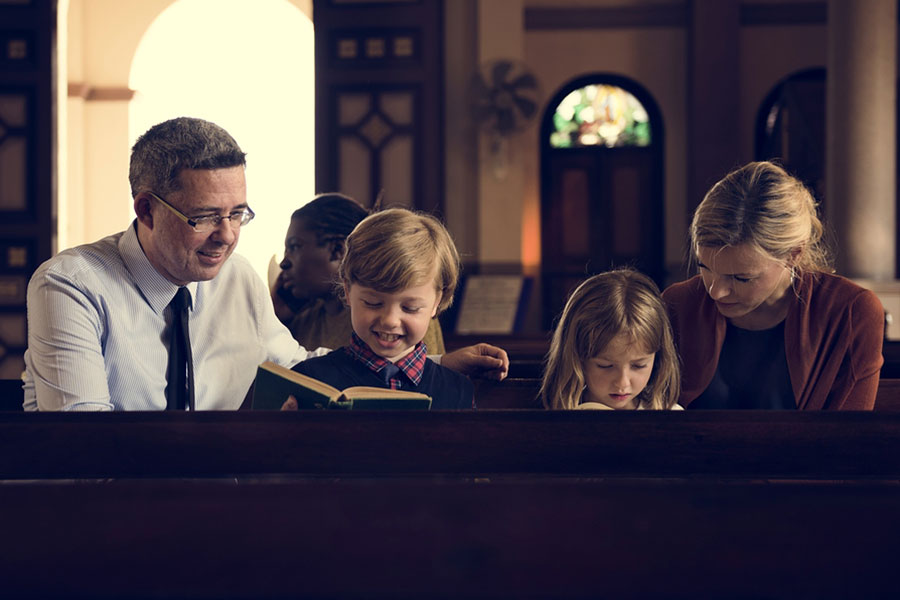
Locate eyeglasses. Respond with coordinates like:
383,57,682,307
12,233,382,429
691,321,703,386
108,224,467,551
146,191,255,233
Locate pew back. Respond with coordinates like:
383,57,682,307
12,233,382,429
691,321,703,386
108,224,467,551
3,411,900,480
3,477,898,599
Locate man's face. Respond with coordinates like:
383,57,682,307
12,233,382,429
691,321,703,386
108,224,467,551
279,217,340,302
142,166,247,286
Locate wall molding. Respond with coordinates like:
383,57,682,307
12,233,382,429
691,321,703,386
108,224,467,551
524,2,832,31
524,4,688,30
67,83,135,101
740,2,826,26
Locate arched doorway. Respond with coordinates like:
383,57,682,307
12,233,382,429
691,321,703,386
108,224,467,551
755,67,826,202
128,0,314,282
539,74,664,328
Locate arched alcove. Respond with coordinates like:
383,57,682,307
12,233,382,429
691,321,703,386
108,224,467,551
755,67,826,202
129,0,314,281
539,73,664,328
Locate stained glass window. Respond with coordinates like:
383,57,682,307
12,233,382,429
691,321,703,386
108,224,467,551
550,84,651,148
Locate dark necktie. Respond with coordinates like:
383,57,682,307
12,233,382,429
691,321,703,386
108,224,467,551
382,363,400,387
166,287,194,410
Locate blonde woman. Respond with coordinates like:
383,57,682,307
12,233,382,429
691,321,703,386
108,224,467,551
663,161,884,409
541,269,681,410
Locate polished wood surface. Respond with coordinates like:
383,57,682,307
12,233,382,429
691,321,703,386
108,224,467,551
2,410,900,480
3,477,899,599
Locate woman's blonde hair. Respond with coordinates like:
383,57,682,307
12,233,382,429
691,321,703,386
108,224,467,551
339,207,460,314
690,161,831,274
540,269,680,410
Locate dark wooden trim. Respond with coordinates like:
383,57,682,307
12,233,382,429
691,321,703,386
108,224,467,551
525,4,689,30
3,411,900,479
524,2,833,31
740,1,827,26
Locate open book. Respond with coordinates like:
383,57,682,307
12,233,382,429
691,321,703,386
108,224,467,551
251,361,433,410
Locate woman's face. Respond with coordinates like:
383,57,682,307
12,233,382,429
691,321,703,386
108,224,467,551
279,217,341,301
696,243,793,326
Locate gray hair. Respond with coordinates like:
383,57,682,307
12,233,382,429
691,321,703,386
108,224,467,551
129,117,247,197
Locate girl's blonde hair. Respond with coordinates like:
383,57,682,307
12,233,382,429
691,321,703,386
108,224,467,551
690,161,832,275
540,269,680,410
339,207,460,314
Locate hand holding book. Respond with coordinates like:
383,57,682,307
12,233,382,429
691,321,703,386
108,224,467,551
253,361,433,410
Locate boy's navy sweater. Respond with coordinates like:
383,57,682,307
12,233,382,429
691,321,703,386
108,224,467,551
292,348,475,409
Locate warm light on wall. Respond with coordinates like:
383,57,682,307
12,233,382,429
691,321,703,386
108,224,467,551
521,186,542,271
128,0,314,285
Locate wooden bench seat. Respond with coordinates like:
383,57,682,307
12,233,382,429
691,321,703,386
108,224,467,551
2,477,899,599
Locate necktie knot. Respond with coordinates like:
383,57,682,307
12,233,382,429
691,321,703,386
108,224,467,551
381,363,401,386
171,287,190,312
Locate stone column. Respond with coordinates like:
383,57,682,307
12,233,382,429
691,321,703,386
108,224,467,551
825,0,897,280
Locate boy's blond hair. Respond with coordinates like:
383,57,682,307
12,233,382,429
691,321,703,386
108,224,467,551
339,208,460,314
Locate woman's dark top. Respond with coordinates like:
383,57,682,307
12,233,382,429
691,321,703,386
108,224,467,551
690,321,796,409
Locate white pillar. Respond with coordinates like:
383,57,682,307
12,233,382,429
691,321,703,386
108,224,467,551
826,0,897,280
476,0,524,267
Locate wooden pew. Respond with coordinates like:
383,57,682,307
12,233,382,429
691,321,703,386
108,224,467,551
5,375,899,411
876,377,900,410
0,378,22,411
3,411,900,480
2,477,899,599
479,377,900,411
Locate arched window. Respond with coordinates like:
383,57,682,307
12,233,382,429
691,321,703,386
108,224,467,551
549,83,652,149
539,74,664,329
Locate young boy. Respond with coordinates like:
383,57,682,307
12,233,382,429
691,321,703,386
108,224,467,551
287,207,474,409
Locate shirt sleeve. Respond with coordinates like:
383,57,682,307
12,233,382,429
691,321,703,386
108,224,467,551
24,268,113,411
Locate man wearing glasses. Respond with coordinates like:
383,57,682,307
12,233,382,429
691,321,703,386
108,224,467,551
23,117,507,411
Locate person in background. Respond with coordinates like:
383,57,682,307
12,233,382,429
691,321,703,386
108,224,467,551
285,207,472,409
274,193,445,353
663,161,884,409
541,269,681,410
23,117,507,411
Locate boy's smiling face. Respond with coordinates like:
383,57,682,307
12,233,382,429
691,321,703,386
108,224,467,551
346,280,441,362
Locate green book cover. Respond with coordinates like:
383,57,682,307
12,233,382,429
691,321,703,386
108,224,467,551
251,361,432,410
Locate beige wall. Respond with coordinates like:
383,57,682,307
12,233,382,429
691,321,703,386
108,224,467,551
64,0,835,282
62,0,313,252
526,26,688,272
739,24,827,162
63,0,178,249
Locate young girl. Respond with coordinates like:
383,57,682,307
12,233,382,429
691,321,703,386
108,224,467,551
541,269,682,410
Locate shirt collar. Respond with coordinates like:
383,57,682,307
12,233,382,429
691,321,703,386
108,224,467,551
120,220,197,315
346,331,427,385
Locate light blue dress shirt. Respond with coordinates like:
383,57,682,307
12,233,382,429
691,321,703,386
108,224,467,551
23,222,322,411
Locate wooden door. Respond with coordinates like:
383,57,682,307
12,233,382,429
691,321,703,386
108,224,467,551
541,147,662,328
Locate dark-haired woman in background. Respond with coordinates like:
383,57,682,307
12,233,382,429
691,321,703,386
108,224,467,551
273,193,446,354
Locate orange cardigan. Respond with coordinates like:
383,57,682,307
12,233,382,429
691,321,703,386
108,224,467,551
662,273,884,410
